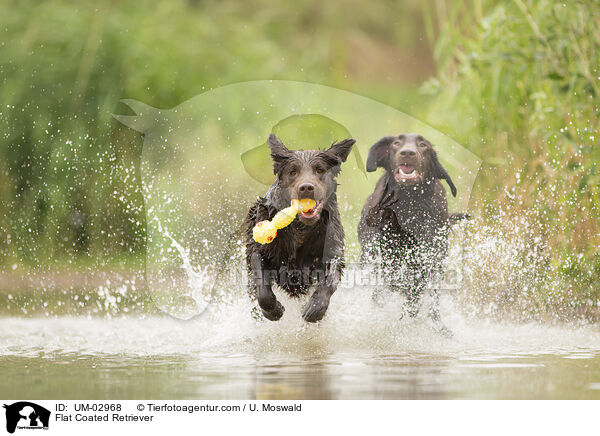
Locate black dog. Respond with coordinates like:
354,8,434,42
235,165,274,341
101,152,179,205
245,134,355,322
358,134,459,335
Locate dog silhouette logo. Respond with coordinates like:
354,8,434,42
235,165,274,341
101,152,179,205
3,402,50,433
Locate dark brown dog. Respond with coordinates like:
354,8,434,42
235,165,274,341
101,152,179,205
358,133,458,335
245,134,355,322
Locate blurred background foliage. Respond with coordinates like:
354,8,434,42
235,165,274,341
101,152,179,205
422,0,600,318
0,0,598,317
0,0,433,269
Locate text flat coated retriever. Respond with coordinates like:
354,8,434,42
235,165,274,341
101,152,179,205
245,134,355,322
358,133,457,335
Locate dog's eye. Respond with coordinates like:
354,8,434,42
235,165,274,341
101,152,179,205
289,169,297,177
315,167,325,175
418,142,427,148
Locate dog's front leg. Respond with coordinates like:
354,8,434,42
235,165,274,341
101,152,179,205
302,216,344,323
302,259,341,323
250,252,284,321
302,283,334,323
400,261,428,317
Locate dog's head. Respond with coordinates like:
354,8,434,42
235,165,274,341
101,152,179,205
268,133,355,226
366,133,456,197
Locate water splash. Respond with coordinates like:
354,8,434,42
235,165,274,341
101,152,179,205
150,216,212,320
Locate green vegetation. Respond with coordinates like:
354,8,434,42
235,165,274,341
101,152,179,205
0,0,598,319
422,0,600,320
0,0,430,270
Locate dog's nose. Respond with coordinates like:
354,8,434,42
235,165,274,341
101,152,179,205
298,183,315,196
399,147,416,157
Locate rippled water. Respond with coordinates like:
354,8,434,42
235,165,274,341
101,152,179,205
2,289,600,399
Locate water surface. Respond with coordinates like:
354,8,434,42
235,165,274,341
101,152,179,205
1,291,599,399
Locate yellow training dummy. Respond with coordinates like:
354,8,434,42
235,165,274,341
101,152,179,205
253,198,316,244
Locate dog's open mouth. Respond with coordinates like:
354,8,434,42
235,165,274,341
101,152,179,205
394,164,421,182
299,200,323,221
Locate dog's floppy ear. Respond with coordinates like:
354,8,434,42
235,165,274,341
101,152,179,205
366,136,395,172
322,138,355,166
268,133,292,175
431,150,457,197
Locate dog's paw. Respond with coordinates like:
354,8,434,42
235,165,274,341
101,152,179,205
261,300,285,321
302,295,330,323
